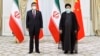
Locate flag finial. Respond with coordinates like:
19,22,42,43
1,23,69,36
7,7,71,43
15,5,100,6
75,0,78,3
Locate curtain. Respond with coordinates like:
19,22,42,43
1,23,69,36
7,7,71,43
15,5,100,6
19,0,27,20
64,0,75,10
19,0,27,35
91,0,100,35
0,0,2,35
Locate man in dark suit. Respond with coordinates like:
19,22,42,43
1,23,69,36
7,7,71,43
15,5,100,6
59,3,79,54
26,2,43,54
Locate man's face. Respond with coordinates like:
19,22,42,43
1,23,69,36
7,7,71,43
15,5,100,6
32,4,36,10
65,6,71,13
66,6,71,9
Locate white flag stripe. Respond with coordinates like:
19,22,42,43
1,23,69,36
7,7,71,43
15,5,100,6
11,2,24,35
51,2,61,30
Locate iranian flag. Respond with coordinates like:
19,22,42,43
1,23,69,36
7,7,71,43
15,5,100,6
34,0,44,39
49,0,61,43
9,0,24,43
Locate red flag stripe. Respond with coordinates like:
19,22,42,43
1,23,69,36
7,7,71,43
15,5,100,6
9,15,24,43
49,17,60,43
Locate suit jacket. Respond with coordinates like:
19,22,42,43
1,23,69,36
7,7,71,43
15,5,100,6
26,10,43,31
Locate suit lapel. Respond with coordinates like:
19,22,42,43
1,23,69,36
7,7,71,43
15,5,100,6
36,10,38,18
30,10,34,18
34,10,38,18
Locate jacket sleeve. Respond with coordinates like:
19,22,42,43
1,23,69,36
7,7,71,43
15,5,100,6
73,12,79,31
59,13,63,30
26,11,29,28
39,11,43,28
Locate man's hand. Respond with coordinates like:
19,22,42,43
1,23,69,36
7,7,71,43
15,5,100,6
40,28,43,30
59,30,62,33
40,28,43,29
75,30,77,33
26,28,29,31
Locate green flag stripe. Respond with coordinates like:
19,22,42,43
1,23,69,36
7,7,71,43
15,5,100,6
55,0,61,13
14,0,19,8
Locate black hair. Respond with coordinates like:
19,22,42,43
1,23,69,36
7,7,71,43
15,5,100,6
31,2,37,6
65,3,71,8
